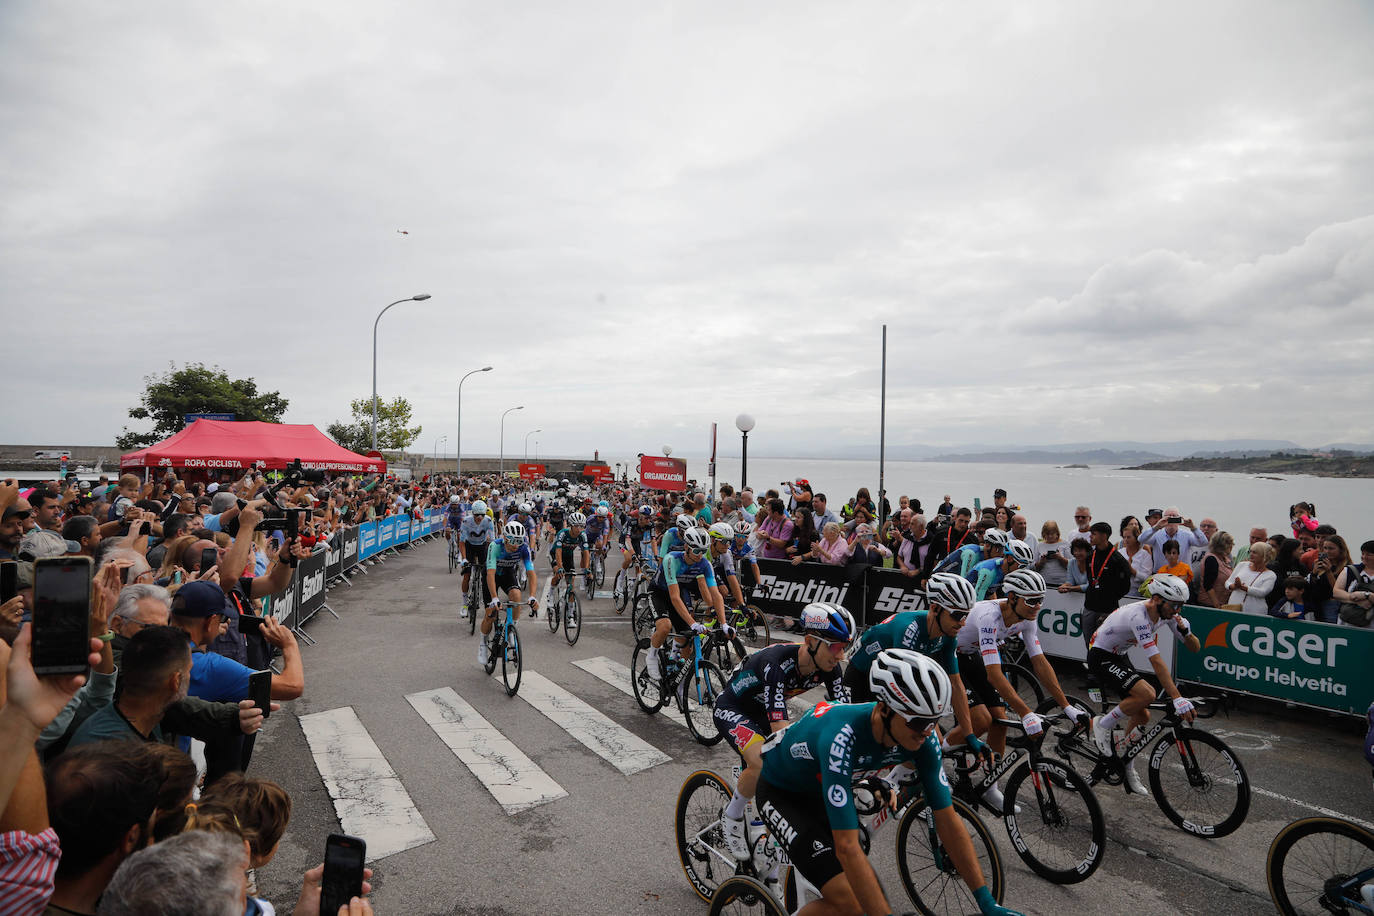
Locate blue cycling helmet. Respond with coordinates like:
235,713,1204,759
599,500,610,508
801,602,854,643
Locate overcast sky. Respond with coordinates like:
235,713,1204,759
3,1,1372,459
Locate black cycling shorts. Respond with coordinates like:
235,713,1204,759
955,651,1006,710
491,568,524,595
712,702,768,756
755,779,844,891
1087,647,1143,698
649,589,695,634
841,664,876,705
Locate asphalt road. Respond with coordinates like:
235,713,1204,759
249,535,1372,916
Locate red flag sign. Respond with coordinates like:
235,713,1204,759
639,456,687,491
518,463,545,481
583,464,614,483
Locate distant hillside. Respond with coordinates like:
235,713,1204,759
1124,454,1374,478
929,448,1170,465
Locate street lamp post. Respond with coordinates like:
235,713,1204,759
499,406,524,475
456,366,493,477
371,294,431,451
432,435,447,473
523,429,542,462
735,413,755,491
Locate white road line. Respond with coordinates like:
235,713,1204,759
299,707,436,860
1251,785,1374,831
571,656,687,729
508,670,672,775
406,687,568,815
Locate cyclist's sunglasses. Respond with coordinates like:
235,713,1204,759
903,715,941,734
813,636,851,656
1015,595,1044,608
936,606,969,622
1163,600,1185,612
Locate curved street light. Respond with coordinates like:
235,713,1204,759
432,435,448,473
372,294,431,451
499,406,524,475
524,428,542,462
456,366,493,477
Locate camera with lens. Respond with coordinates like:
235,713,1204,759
282,458,326,485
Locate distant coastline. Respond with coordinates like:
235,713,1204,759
1123,455,1374,479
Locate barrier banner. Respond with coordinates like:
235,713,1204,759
358,521,378,560
862,566,929,626
752,558,865,623
639,456,687,492
519,463,545,481
378,517,395,551
341,525,360,571
430,508,442,535
1174,606,1372,714
1033,590,1173,676
395,516,411,545
265,568,299,629
296,549,328,626
325,532,343,580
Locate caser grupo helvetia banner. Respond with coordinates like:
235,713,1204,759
1174,606,1374,714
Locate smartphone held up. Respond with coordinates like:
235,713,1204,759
32,556,93,675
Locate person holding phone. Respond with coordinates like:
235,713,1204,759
170,581,304,706
1139,505,1207,572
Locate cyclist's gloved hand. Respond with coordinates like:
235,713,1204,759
528,598,538,608
723,625,736,639
974,886,1026,916
1063,704,1089,725
1174,615,1192,637
488,598,501,608
1020,712,1044,736
1173,697,1195,718
690,622,707,635
964,734,993,764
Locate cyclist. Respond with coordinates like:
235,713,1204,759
549,511,591,596
544,498,566,547
586,504,611,555
845,573,991,763
943,568,1089,809
644,527,728,680
478,520,539,666
937,526,1006,578
618,505,654,580
729,519,761,589
1088,573,1202,794
659,513,697,559
755,649,1024,916
714,602,853,861
444,494,465,547
459,498,495,615
966,538,1035,600
705,521,751,611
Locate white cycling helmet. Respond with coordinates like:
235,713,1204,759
801,603,854,643
982,528,1010,548
869,648,952,721
926,572,976,612
449,495,461,505
503,520,526,543
1149,573,1190,604
568,511,587,526
1006,539,1035,567
682,527,710,552
470,500,488,516
518,502,533,514
675,514,699,534
595,505,609,517
638,505,653,517
732,520,754,538
707,522,734,541
1003,568,1047,599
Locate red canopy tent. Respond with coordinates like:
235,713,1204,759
120,420,386,475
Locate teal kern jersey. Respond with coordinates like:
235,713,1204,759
850,611,959,678
759,701,951,831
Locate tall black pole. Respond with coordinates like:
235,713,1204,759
741,430,749,491
878,324,887,528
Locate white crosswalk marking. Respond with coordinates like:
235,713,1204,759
508,670,671,775
571,656,687,729
406,687,568,815
299,706,436,860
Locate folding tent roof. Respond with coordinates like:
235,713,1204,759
120,420,385,474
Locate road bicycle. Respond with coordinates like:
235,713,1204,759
995,634,1047,712
482,598,524,696
462,561,484,637
947,711,1105,883
1267,815,1374,915
630,627,730,745
545,572,582,646
590,543,608,591
676,763,1004,916
446,531,460,573
1042,690,1250,837
613,543,656,613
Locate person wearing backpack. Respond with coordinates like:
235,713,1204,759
1334,539,1374,628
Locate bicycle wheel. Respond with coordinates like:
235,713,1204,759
1147,728,1250,838
595,554,606,589
448,541,456,573
682,660,728,746
613,568,629,612
631,638,665,713
896,795,1004,916
1005,663,1046,711
1267,816,1374,915
737,605,771,651
467,577,479,636
1002,757,1106,883
564,592,581,646
547,591,560,633
632,596,655,641
501,624,522,696
707,875,785,916
483,627,499,675
675,769,737,903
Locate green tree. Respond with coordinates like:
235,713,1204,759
116,363,289,450
327,396,421,453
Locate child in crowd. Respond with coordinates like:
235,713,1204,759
1158,539,1193,583
1269,576,1309,620
182,774,294,915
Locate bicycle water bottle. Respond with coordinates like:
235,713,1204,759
1362,884,1374,909
749,819,769,872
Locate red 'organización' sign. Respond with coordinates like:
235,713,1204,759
639,456,687,491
